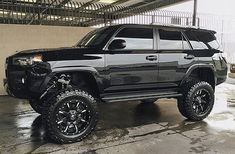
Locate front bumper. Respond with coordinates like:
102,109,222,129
5,58,52,99
3,78,14,97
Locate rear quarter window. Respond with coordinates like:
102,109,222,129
184,30,220,50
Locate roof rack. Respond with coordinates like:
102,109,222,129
150,22,199,29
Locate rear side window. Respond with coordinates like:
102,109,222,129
184,30,220,50
114,27,153,50
158,29,190,50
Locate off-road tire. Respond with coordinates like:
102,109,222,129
177,79,199,117
44,88,98,144
29,99,44,114
178,79,214,121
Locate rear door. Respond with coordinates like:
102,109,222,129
104,26,159,92
157,28,196,87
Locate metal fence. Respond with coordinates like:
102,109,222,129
1,0,234,62
0,0,124,26
101,10,199,27
0,0,198,27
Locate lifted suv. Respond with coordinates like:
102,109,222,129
5,24,227,143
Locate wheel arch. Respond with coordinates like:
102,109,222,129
41,67,105,98
181,64,217,89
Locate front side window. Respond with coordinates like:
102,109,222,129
113,27,154,50
158,29,190,50
76,27,115,48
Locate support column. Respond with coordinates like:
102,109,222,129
192,0,197,26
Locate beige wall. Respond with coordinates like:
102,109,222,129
0,24,94,95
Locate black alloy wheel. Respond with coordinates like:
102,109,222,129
45,89,98,143
178,80,214,121
55,99,93,136
191,89,212,116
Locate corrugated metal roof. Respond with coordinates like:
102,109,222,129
0,0,189,26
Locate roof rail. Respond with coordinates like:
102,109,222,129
150,22,199,29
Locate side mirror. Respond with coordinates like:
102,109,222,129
108,39,126,50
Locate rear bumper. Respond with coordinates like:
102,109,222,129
215,54,228,85
216,75,227,85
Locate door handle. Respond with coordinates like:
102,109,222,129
146,55,157,61
184,54,195,60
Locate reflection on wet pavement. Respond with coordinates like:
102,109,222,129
0,78,235,153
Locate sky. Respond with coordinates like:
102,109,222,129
163,0,235,16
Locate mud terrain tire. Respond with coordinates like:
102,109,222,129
45,88,98,144
178,80,214,121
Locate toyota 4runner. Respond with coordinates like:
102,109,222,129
5,24,228,143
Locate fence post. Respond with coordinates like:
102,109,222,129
197,17,200,27
152,15,155,24
221,19,224,46
192,0,197,26
104,13,107,26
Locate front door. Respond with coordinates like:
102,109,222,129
104,26,159,93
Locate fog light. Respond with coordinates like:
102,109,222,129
22,78,25,84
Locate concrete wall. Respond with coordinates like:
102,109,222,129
0,24,94,95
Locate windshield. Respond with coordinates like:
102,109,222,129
76,27,113,48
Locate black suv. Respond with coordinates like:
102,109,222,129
5,24,227,143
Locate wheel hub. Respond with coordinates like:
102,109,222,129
69,110,78,120
196,96,202,103
193,89,211,115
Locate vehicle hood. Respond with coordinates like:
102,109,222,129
18,47,71,54
10,46,103,62
14,47,81,55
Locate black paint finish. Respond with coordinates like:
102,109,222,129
5,24,228,101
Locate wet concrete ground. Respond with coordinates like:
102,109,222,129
1,78,235,154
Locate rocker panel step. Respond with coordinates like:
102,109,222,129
102,90,182,103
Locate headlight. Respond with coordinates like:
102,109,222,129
13,54,43,66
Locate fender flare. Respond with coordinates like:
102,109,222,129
180,64,217,86
39,66,105,96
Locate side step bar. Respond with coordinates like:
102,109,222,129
102,91,182,103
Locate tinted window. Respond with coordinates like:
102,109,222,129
185,31,220,50
184,31,208,49
114,27,153,50
76,27,115,47
159,29,190,50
